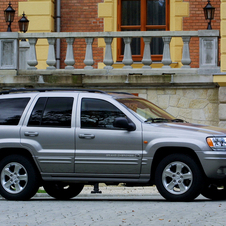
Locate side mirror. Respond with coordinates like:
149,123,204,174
113,117,136,131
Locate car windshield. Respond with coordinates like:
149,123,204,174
116,97,176,123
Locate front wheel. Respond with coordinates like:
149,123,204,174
43,182,84,199
201,181,226,200
0,155,40,200
155,154,204,201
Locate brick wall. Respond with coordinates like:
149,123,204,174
183,0,220,68
60,0,104,69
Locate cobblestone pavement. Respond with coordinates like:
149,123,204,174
1,186,226,226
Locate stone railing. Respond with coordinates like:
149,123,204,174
0,30,220,75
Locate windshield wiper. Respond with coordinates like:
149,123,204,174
171,119,185,123
145,118,170,123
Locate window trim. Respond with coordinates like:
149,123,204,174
117,0,170,62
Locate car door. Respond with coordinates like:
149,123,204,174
75,95,143,178
21,93,76,173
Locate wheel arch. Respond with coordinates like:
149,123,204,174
0,147,41,178
150,146,206,183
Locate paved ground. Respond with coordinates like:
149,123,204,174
1,186,226,226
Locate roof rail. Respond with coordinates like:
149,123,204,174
107,91,134,96
0,88,107,95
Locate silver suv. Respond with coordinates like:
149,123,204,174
1,88,226,201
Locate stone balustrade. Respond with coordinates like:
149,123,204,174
0,30,219,74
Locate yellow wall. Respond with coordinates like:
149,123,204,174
98,0,189,69
18,0,55,69
213,0,226,86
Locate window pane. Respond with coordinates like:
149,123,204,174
28,97,47,126
29,97,73,127
0,98,30,125
81,98,125,129
122,0,140,25
147,0,165,25
42,97,73,127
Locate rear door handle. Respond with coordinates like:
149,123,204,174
79,134,95,139
24,132,39,137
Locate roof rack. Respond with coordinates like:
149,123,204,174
0,88,107,95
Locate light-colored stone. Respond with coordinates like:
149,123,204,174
219,104,226,120
185,90,196,99
169,95,181,107
204,103,219,121
157,95,169,109
178,109,192,120
166,107,180,117
177,97,190,108
189,99,209,109
207,89,218,102
192,109,205,121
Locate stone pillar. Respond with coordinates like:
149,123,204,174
84,38,94,69
198,30,220,74
19,41,30,70
122,37,133,69
181,37,191,68
142,37,152,69
64,37,75,69
46,38,56,70
27,38,38,70
162,37,172,68
103,37,113,70
0,32,18,70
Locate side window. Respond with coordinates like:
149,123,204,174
81,98,126,129
0,98,30,125
28,97,73,127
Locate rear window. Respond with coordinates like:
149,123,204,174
0,98,30,125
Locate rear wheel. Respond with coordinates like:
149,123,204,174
155,154,204,201
201,181,226,200
43,182,84,199
0,155,40,200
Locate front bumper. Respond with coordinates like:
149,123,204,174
197,151,226,179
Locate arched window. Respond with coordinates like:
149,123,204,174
117,0,169,62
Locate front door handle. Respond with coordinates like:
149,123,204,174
24,132,39,137
79,134,95,139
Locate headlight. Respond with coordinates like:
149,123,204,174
207,137,226,151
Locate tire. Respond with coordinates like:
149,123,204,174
201,182,226,200
155,153,204,202
43,182,84,199
0,155,40,200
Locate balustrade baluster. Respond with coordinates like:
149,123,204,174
27,38,38,70
142,37,152,69
122,37,133,69
162,37,172,68
103,37,113,70
65,37,75,69
84,38,94,69
46,38,56,70
181,36,191,68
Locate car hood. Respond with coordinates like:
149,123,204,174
143,122,226,136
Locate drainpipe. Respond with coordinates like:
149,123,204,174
56,0,61,69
